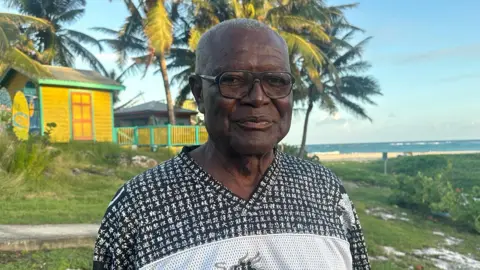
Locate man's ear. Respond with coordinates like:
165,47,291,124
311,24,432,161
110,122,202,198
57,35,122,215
189,75,205,114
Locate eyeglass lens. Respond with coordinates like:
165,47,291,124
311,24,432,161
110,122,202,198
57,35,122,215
218,71,293,99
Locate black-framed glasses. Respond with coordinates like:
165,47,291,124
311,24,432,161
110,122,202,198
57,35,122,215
196,70,295,99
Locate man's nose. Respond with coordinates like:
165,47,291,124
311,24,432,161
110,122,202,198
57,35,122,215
242,80,270,107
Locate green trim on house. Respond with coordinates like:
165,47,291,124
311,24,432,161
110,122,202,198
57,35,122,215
195,126,200,145
111,92,116,143
167,124,172,146
38,86,45,136
38,79,125,91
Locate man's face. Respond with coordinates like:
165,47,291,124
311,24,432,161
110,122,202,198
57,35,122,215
192,28,293,155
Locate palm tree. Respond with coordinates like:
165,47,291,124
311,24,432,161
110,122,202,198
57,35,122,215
296,19,382,157
97,0,180,125
2,0,107,74
0,12,53,77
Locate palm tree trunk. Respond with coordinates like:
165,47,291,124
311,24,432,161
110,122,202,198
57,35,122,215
298,96,314,157
158,53,176,125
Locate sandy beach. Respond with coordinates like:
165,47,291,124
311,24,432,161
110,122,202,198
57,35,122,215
310,150,480,162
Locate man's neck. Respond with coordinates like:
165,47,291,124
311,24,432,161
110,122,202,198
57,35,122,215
189,141,275,200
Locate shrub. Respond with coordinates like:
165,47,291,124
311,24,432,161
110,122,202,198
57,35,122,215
390,162,480,233
327,163,398,188
0,133,59,181
389,155,449,176
57,141,133,167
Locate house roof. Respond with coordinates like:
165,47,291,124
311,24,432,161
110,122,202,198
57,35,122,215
115,101,198,115
0,65,125,91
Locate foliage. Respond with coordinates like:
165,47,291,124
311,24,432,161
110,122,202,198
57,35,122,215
326,161,398,187
2,184,480,269
0,104,12,132
390,163,480,233
296,17,382,156
1,0,106,73
96,0,181,124
0,12,53,77
0,132,60,181
389,155,450,176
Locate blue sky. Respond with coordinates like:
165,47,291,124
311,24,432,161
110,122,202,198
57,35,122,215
2,0,479,144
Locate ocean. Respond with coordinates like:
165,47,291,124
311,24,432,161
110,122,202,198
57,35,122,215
306,140,480,154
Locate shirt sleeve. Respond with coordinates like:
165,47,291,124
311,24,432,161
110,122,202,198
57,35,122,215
338,185,371,269
93,186,137,270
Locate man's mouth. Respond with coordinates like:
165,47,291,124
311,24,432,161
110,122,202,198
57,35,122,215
235,117,273,130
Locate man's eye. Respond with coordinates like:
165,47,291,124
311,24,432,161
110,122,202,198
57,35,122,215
265,76,288,86
220,76,245,85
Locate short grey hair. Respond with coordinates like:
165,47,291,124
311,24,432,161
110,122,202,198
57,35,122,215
195,18,289,74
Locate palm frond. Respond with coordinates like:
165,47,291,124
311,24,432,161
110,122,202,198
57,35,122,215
188,26,202,50
170,66,192,86
279,15,329,43
62,35,108,74
232,0,244,18
90,27,119,35
335,75,382,102
175,83,191,107
53,36,75,67
331,92,371,121
55,8,84,24
279,31,326,66
338,60,371,74
2,47,51,78
0,22,12,52
145,1,173,53
116,61,145,81
0,12,53,32
64,29,103,52
318,91,338,115
332,36,372,68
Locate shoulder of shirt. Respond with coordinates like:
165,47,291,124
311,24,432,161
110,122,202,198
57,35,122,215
279,152,346,191
125,155,182,189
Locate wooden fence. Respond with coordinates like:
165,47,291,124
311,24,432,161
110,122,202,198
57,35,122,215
114,125,208,147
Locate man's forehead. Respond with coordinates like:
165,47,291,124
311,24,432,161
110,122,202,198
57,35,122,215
220,44,285,55
199,26,289,74
207,46,289,74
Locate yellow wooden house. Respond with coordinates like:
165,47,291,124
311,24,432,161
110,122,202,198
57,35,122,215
0,65,125,142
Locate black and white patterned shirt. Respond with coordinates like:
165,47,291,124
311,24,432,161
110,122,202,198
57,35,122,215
93,146,370,270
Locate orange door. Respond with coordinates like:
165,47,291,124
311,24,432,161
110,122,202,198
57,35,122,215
71,92,93,140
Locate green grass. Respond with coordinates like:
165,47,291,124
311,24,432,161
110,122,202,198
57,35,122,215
326,153,480,189
0,137,170,224
347,184,480,269
0,248,93,270
1,183,478,269
1,139,479,268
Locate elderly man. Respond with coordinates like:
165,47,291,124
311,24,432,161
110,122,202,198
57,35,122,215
93,18,370,270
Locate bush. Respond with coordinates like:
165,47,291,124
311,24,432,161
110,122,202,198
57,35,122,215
0,133,60,181
327,162,398,187
389,155,449,176
57,141,134,167
390,162,480,233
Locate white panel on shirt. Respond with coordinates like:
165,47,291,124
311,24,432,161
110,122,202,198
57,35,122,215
140,234,352,270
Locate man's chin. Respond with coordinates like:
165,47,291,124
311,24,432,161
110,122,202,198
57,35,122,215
230,141,276,156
